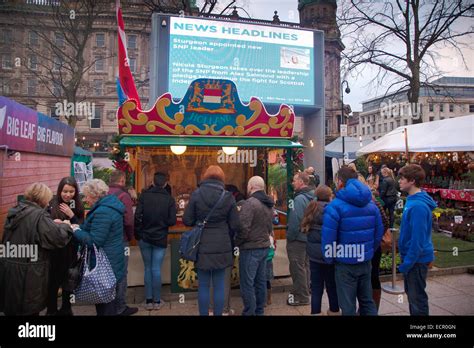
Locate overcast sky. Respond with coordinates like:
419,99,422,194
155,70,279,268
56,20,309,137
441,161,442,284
196,0,474,111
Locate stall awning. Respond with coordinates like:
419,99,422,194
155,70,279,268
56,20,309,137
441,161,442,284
357,114,474,155
119,136,303,148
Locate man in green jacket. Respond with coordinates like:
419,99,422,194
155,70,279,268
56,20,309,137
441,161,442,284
286,172,313,306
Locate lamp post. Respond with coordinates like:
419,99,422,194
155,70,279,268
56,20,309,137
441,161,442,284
341,80,351,163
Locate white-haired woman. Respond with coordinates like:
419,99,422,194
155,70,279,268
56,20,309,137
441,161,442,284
71,179,125,316
0,183,72,315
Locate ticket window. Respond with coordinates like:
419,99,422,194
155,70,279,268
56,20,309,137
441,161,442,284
136,146,266,215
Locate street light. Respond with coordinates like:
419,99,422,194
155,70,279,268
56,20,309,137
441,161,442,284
341,80,351,163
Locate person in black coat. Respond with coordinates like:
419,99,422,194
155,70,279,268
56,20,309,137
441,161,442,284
183,165,240,316
0,183,72,316
380,167,399,228
301,185,340,315
47,177,85,316
135,172,177,311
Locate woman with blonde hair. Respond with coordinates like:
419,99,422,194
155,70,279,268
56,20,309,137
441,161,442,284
0,183,72,315
183,165,240,316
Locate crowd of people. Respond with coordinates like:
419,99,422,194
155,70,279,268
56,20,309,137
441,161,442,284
0,162,436,317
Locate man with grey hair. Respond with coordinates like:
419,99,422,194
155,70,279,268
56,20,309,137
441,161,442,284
236,176,274,316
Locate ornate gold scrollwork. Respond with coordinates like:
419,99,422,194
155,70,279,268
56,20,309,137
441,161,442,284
269,107,294,137
185,124,210,135
210,124,235,136
118,101,149,134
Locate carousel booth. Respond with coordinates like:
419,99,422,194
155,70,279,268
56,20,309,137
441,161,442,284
117,78,301,292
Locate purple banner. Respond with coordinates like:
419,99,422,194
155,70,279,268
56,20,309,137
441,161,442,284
0,96,74,157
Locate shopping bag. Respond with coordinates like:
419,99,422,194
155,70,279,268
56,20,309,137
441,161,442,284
74,244,117,304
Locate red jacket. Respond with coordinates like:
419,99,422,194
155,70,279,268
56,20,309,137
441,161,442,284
109,184,134,242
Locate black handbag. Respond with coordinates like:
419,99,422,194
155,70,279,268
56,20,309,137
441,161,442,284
63,245,87,292
179,189,225,262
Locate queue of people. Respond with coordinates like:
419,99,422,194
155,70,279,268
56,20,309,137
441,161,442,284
0,163,435,317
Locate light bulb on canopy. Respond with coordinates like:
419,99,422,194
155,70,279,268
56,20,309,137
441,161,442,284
222,146,238,155
170,145,187,155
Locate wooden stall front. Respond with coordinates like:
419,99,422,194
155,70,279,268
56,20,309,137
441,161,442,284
117,78,302,291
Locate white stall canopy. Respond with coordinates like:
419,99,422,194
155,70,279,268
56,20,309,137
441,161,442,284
325,136,373,159
357,115,474,156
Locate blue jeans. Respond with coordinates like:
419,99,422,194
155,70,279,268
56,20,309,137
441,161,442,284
404,263,429,316
197,268,226,316
139,240,166,302
115,242,129,314
310,260,339,314
239,248,268,316
335,261,377,316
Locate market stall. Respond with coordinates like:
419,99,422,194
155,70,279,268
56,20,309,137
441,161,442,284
116,78,302,291
0,96,75,236
356,115,474,240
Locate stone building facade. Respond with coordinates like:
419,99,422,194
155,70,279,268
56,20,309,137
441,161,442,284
0,0,343,149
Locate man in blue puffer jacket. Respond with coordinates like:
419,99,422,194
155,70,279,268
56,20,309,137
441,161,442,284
322,166,384,316
398,164,436,316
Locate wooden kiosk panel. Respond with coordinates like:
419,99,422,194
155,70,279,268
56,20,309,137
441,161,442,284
117,78,302,291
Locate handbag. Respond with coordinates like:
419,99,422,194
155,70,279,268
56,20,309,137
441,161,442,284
179,189,226,262
380,229,393,253
74,244,117,304
63,245,87,292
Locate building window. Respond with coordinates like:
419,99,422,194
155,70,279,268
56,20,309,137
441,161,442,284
129,57,136,73
378,124,381,133
50,104,60,120
1,29,12,44
29,31,39,46
52,81,61,96
2,54,12,69
95,56,104,72
93,79,103,96
384,123,387,132
53,55,62,71
128,35,137,49
429,103,434,112
28,55,38,70
469,104,474,113
0,78,10,94
96,33,105,47
439,103,444,112
372,125,375,133
54,32,65,47
27,79,37,96
367,127,370,135
362,127,365,135
449,104,454,113
429,116,434,122
390,122,394,130
396,120,401,127
90,108,101,129
403,119,408,126
325,118,329,135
